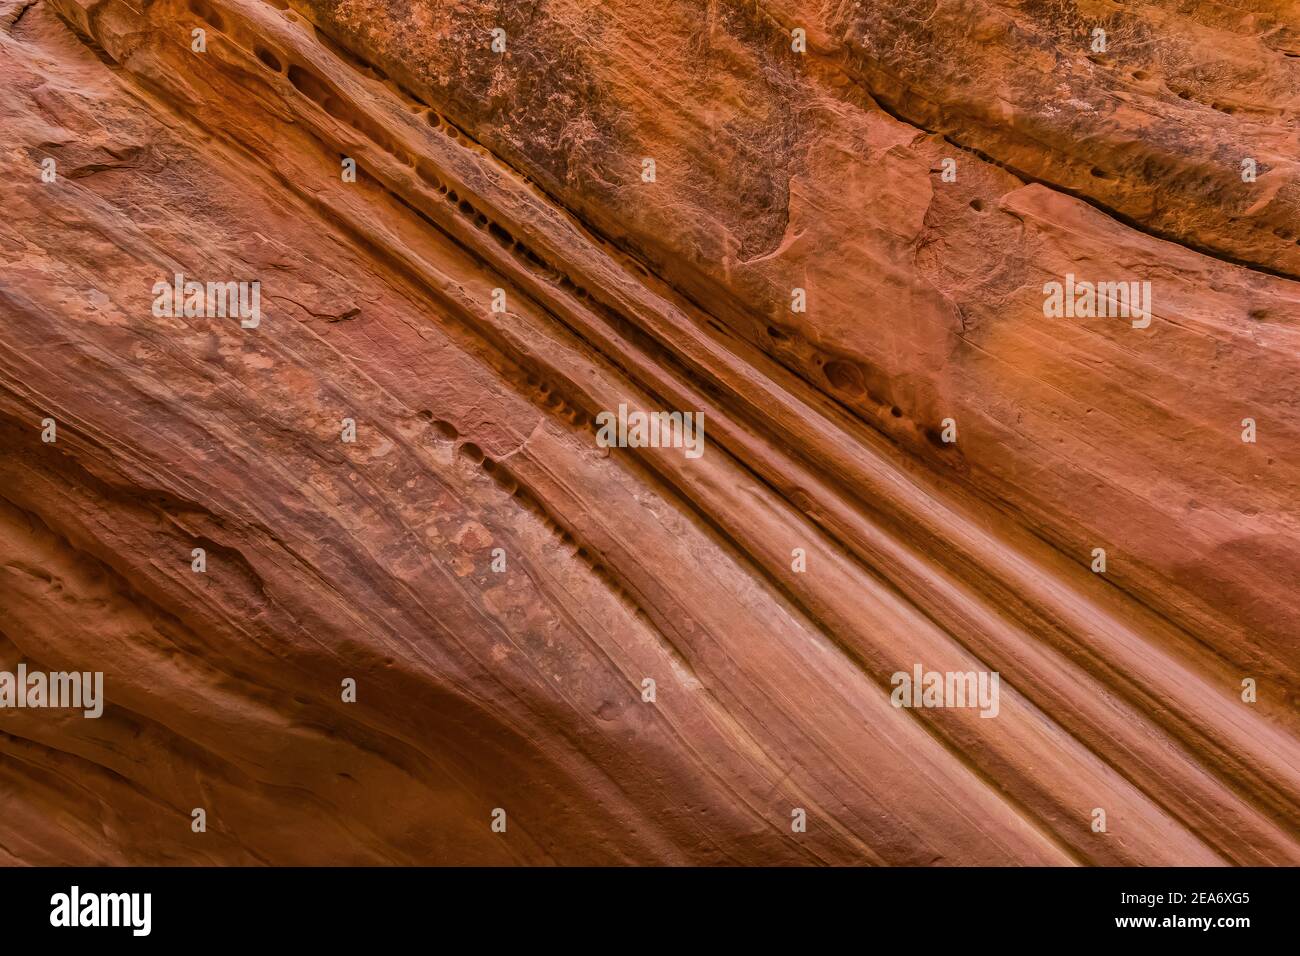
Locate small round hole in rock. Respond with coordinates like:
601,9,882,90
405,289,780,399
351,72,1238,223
256,47,283,72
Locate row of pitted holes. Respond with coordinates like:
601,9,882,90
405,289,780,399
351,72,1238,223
1085,49,1275,118
418,408,642,612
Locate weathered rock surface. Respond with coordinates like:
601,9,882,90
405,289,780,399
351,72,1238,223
0,0,1296,864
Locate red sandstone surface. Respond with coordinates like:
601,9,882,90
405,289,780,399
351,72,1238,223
0,0,1296,864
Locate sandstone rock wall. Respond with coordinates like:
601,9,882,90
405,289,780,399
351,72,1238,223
0,0,1296,864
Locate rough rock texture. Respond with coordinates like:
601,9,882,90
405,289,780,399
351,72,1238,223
0,0,1296,864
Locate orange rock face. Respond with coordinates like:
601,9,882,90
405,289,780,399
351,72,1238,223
0,0,1296,864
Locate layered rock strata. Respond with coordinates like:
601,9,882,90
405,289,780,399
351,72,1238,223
0,0,1296,864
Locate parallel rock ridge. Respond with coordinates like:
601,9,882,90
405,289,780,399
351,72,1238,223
0,0,1296,864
